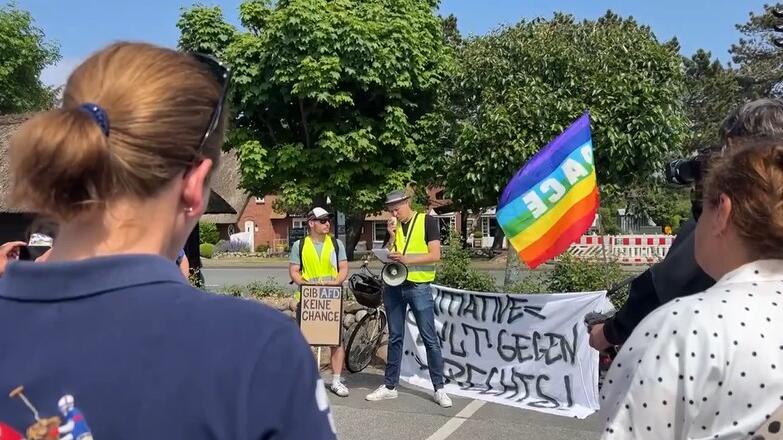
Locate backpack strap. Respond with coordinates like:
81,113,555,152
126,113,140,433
333,236,340,267
298,238,305,274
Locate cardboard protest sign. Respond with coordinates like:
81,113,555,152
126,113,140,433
299,285,344,346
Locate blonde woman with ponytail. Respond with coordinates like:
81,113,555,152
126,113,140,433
0,42,336,439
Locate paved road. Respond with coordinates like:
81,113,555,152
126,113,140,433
202,265,643,291
326,368,603,440
202,267,511,289
201,265,614,438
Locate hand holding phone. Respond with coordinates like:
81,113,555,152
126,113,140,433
0,241,27,277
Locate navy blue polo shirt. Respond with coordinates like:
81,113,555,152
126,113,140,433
0,254,336,439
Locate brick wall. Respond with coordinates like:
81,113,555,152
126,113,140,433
237,195,290,249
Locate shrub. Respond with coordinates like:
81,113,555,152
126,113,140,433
200,243,214,259
214,239,250,254
504,253,632,308
244,278,294,299
256,244,270,253
216,278,295,299
436,231,496,292
505,273,551,294
188,267,205,289
219,284,245,297
548,252,626,292
598,206,622,235
199,221,219,245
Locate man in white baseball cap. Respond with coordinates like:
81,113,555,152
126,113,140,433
289,207,350,397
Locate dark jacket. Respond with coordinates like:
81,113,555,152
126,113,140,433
603,220,715,345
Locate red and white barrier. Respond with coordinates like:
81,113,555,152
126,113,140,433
564,234,675,266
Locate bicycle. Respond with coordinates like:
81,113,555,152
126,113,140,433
344,258,387,374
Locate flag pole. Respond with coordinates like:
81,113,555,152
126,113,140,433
596,212,612,291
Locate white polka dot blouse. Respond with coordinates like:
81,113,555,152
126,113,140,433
600,259,783,439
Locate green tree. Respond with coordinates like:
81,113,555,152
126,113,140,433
435,231,496,291
199,221,220,245
443,11,688,219
682,49,743,151
731,2,783,98
621,185,692,231
0,3,61,113
178,0,452,259
441,13,463,49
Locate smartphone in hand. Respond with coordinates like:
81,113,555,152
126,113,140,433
19,246,51,261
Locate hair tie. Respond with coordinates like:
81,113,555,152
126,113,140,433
78,103,110,137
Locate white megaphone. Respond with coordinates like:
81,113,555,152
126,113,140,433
381,261,408,287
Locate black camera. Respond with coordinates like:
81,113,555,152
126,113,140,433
665,145,723,186
665,158,701,186
665,145,724,220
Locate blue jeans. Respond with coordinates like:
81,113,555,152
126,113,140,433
383,282,444,390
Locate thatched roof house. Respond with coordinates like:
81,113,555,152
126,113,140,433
0,114,35,243
202,151,249,232
0,113,241,245
0,114,31,213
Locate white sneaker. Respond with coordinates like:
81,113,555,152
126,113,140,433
434,389,452,408
365,385,398,401
330,380,349,397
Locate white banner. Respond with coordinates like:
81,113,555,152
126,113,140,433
400,284,611,419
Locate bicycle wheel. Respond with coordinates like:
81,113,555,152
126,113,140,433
345,309,387,373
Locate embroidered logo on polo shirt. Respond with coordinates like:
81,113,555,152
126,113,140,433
8,386,93,440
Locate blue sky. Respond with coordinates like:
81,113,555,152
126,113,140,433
10,0,769,86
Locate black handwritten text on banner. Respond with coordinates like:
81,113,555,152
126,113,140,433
399,285,609,419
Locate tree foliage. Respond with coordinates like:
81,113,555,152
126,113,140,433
435,231,496,292
0,3,60,113
682,49,743,151
443,11,689,211
178,0,452,257
199,221,220,245
731,2,783,98
177,0,451,213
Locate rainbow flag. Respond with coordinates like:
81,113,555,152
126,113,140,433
497,112,598,269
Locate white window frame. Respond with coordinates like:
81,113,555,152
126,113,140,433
255,196,265,204
292,218,306,229
372,221,387,242
481,217,497,237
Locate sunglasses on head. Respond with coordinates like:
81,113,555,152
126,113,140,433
189,52,231,153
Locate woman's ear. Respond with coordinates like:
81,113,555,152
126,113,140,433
181,159,213,216
715,193,733,236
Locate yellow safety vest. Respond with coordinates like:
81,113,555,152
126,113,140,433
300,235,339,283
394,213,436,283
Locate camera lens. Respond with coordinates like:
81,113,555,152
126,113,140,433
666,159,699,185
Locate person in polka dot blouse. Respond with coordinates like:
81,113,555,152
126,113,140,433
601,136,783,439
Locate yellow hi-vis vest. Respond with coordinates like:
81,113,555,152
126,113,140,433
394,213,436,283
300,235,338,283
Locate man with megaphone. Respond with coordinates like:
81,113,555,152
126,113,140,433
365,190,452,408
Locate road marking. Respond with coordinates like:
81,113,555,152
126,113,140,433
425,399,486,440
